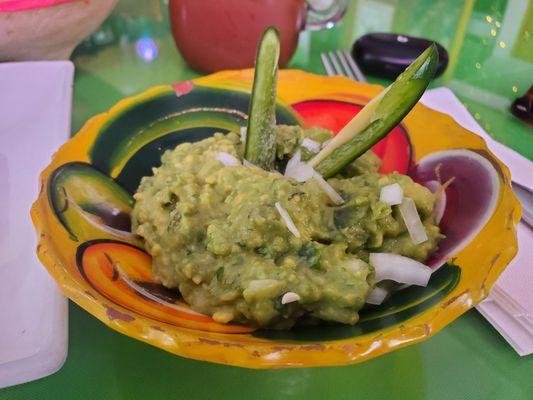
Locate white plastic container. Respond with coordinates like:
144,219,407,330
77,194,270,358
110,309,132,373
0,61,73,388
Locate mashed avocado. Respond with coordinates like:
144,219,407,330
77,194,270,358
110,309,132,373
132,125,442,328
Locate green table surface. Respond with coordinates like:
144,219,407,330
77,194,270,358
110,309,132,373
3,0,533,399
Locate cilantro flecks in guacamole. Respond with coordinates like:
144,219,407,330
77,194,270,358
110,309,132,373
131,125,442,329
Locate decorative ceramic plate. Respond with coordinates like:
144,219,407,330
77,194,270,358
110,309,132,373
32,70,519,368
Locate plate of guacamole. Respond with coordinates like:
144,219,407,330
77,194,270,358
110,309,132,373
32,28,519,367
132,124,442,328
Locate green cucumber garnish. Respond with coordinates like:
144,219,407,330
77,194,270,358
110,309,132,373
243,27,280,169
309,44,439,179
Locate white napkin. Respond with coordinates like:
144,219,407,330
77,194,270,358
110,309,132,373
421,88,533,356
477,224,533,356
0,61,73,388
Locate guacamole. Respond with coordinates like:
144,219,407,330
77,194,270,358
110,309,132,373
131,125,442,328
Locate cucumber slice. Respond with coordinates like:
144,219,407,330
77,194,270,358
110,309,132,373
244,27,280,169
309,44,439,178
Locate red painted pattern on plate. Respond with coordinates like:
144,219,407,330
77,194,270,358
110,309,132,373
292,99,412,174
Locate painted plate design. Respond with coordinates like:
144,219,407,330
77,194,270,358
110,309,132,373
31,70,519,368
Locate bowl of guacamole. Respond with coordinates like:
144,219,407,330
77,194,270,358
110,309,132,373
32,68,519,367
130,35,448,330
132,124,442,328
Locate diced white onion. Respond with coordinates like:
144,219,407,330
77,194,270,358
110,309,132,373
215,151,241,167
399,197,428,244
240,126,247,143
286,163,315,182
285,149,302,173
369,253,432,286
283,151,343,204
284,150,314,182
275,202,301,238
281,292,301,304
380,183,404,206
301,138,321,153
312,172,344,205
366,286,389,305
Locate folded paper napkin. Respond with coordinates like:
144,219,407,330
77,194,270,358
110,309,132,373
421,88,533,356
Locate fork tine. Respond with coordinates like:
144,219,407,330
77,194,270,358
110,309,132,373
336,50,356,81
327,51,344,76
342,50,367,82
320,53,335,76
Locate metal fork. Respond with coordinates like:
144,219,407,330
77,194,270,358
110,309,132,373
320,50,367,82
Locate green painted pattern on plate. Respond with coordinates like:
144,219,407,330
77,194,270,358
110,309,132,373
89,86,302,177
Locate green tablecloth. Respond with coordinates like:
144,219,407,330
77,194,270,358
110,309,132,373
3,302,533,400
3,0,532,398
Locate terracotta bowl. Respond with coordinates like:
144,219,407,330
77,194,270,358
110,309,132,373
31,70,520,368
0,0,117,61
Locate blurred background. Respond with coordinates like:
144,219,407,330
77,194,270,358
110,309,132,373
71,0,532,159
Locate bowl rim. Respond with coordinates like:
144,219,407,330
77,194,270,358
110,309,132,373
31,69,521,368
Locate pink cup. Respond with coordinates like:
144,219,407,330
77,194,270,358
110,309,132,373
169,0,347,73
